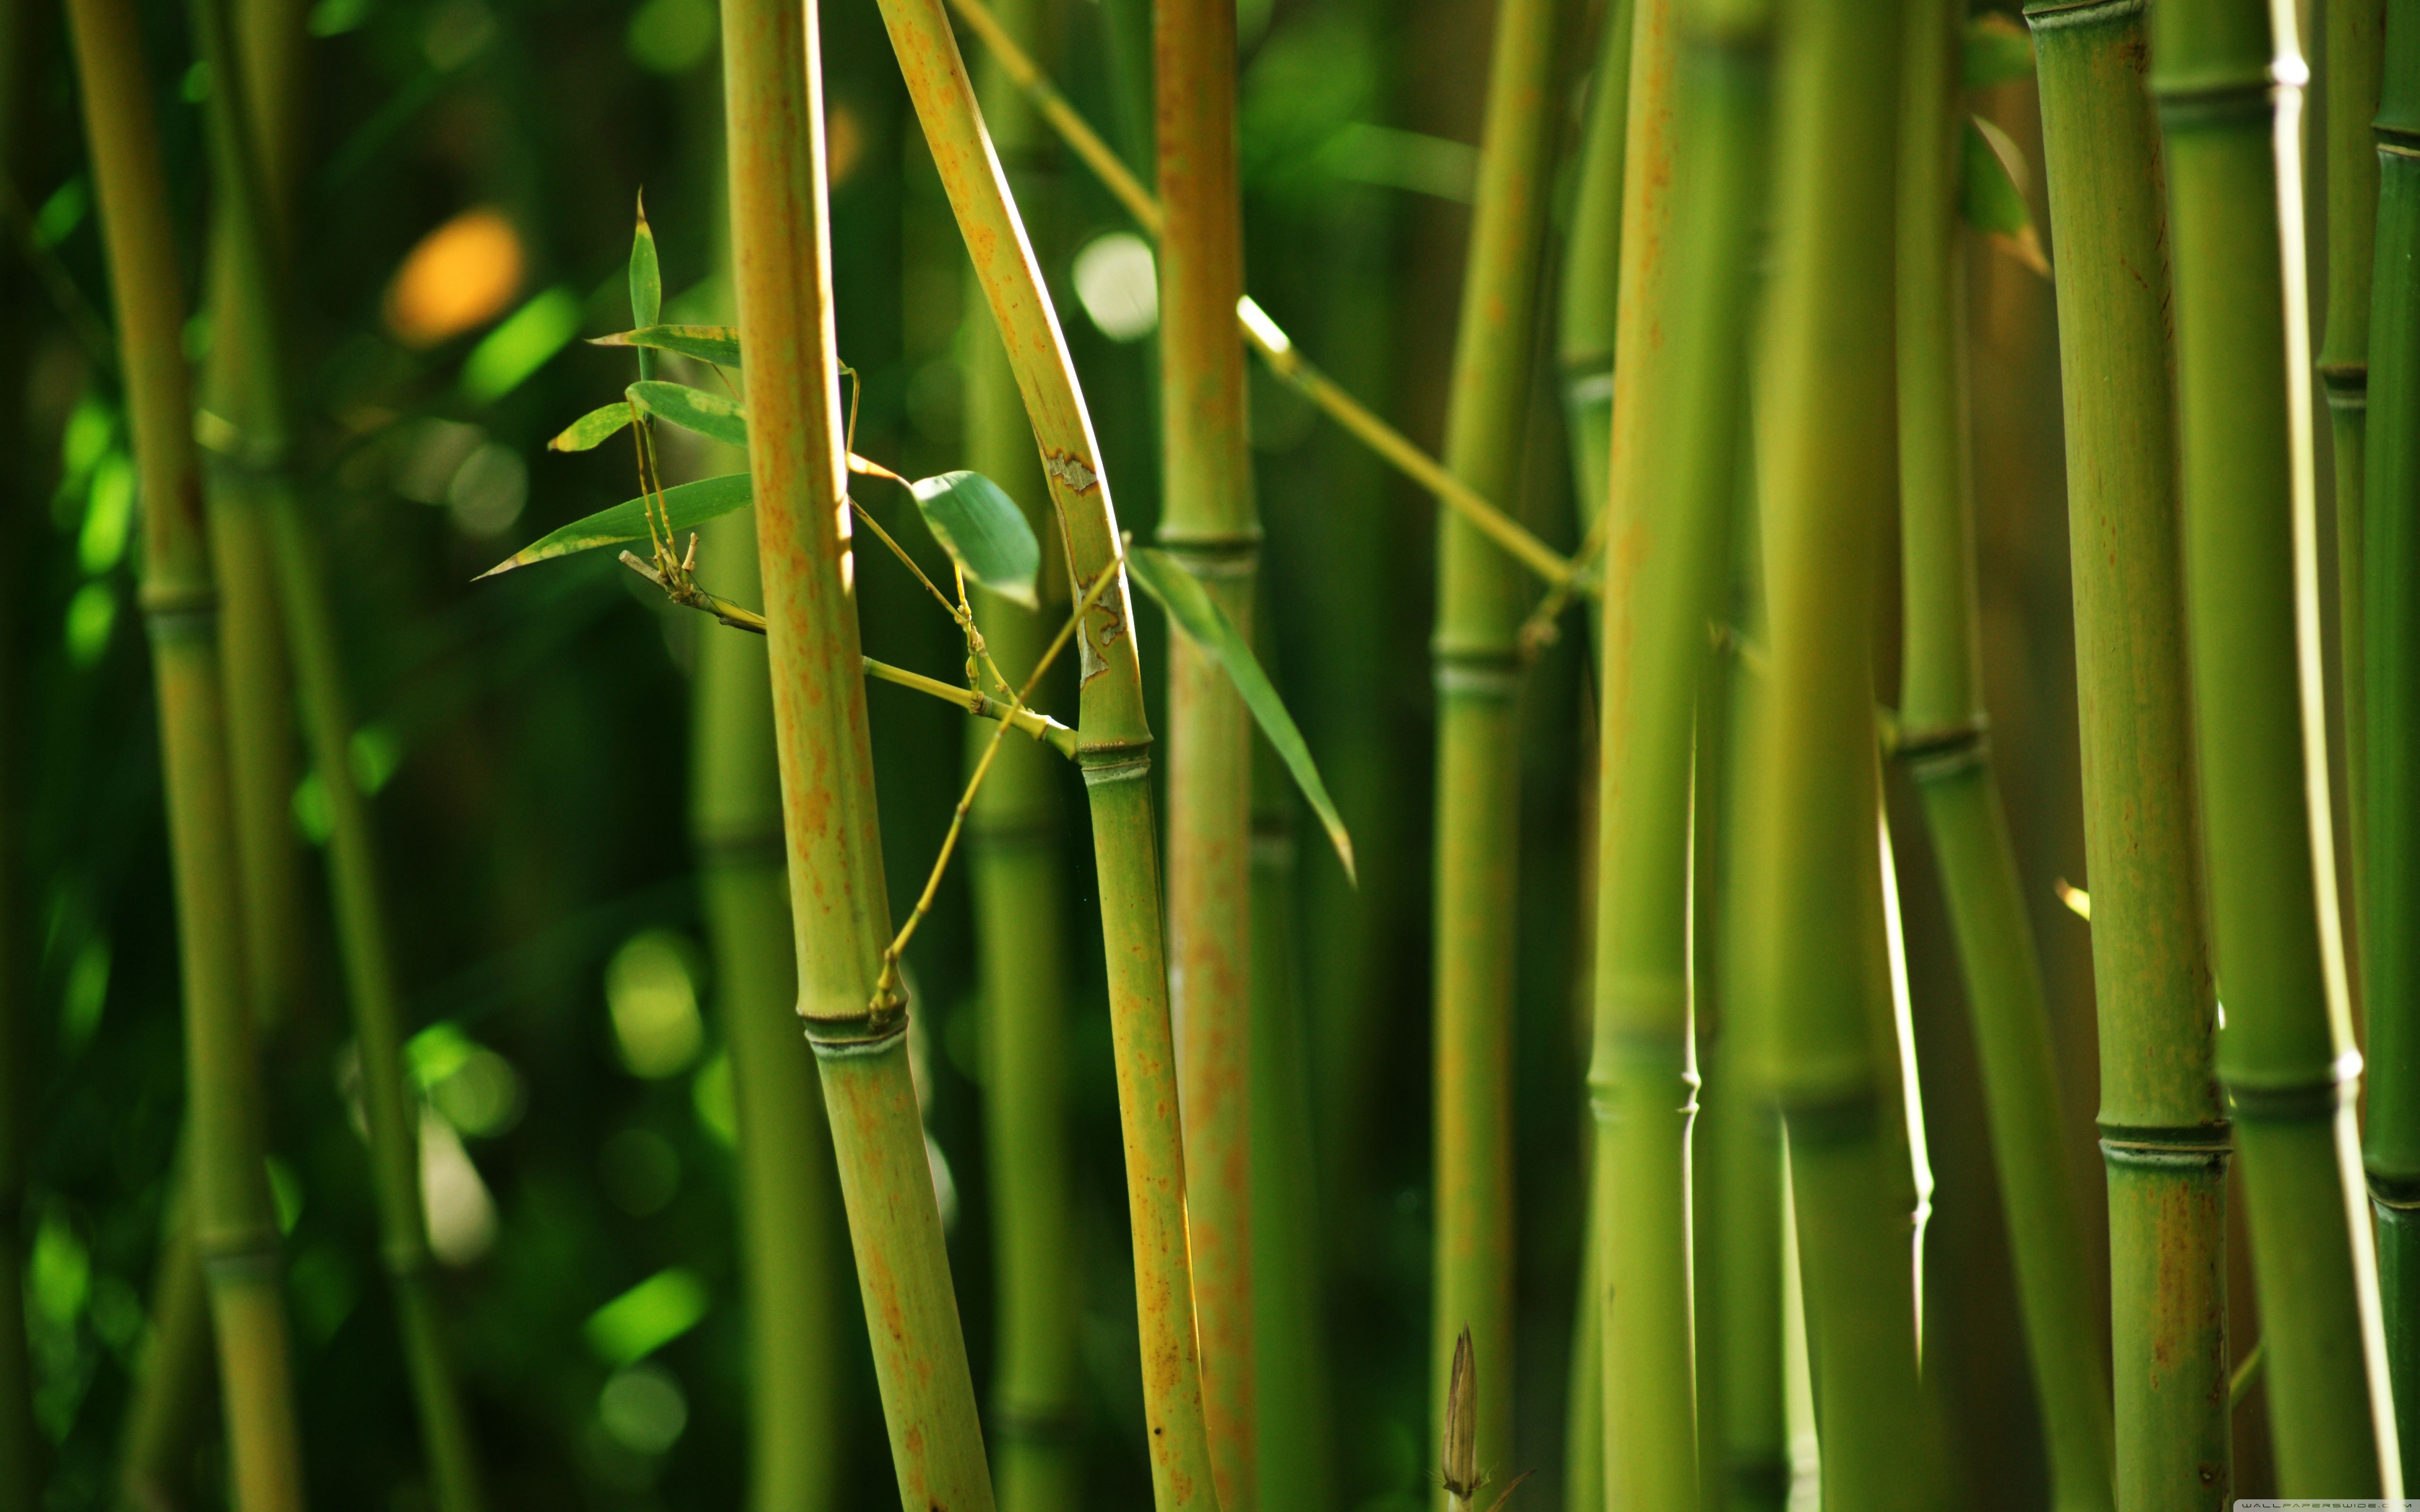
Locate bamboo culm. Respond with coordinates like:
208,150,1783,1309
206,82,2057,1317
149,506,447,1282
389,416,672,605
1428,0,1560,1491
183,0,486,1498
962,9,1083,1498
2363,0,2420,1487
1155,0,1261,1498
864,0,1220,1505
1558,0,1637,531
719,0,997,1505
2149,0,2402,1492
65,0,308,1503
1893,4,2114,1509
1730,0,1952,1500
2028,1,2232,1505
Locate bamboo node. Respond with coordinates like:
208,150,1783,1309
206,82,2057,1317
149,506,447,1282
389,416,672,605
1078,750,1152,787
802,1003,910,1057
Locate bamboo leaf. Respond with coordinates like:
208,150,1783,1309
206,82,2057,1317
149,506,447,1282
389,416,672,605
1962,15,2034,89
629,193,662,328
908,470,1040,608
590,325,743,367
1960,117,2050,277
1125,547,1355,883
548,401,634,453
476,472,753,576
630,379,748,448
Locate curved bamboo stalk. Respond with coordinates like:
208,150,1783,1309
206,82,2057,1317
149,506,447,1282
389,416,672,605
961,9,1082,1499
865,0,1218,1505
1429,0,1562,1493
1893,5,2113,1509
1729,0,1951,1501
183,0,485,1499
2363,0,2420,1487
720,0,995,1506
691,505,851,1512
1587,0,1772,1495
1156,0,1260,1498
2149,0,2402,1493
2027,2,2232,1506
64,0,306,1505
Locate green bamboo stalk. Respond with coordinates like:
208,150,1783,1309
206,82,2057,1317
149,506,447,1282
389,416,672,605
719,0,994,1506
1586,0,1769,1494
2150,0,2402,1492
1246,654,1337,1512
962,10,1081,1499
115,1185,216,1512
868,1,1219,1506
2327,0,2385,951
2026,3,2231,1505
1893,6,2113,1510
1729,0,1952,1502
65,0,306,1505
2362,0,2420,1486
182,0,484,1500
1155,0,1260,1500
1704,1085,1786,1512
692,510,850,1512
1428,0,1561,1492
1557,0,1636,526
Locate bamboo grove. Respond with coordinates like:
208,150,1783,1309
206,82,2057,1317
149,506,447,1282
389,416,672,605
9,0,2420,1504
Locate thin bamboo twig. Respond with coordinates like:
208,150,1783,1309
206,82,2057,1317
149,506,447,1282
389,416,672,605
64,0,306,1504
719,0,996,1503
1155,0,1260,1495
2150,0,2403,1491
866,0,1222,1503
1428,0,1561,1493
942,0,1575,591
1894,5,2113,1508
2363,0,2420,1487
2027,1,2232,1504
1729,0,1953,1499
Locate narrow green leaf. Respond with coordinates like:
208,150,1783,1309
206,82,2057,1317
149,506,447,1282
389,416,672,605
590,325,743,368
549,401,635,453
909,471,1040,608
1125,547,1356,883
1962,15,2034,89
629,193,663,328
630,379,747,448
1960,117,2049,277
476,472,753,577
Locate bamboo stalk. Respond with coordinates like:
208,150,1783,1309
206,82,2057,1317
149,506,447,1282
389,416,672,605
2026,2,2232,1505
1155,0,1260,1498
1428,0,1561,1494
1557,0,1636,528
2149,0,2402,1492
1585,0,1771,1495
961,9,1082,1498
2362,0,2420,1487
65,0,306,1505
721,0,995,1506
182,0,486,1499
1729,0,1953,1501
685,498,852,1512
0,0,36,1492
864,0,1220,1506
1893,5,2113,1509
2326,0,2387,962
941,0,1575,593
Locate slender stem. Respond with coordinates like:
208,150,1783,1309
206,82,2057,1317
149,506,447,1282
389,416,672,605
2026,4,2233,1506
2363,0,2420,1488
65,0,306,1504
1729,0,1952,1500
942,0,1574,591
1428,0,1560,1492
113,1177,216,1512
1155,0,1260,1496
1894,5,2113,1509
719,0,997,1504
1557,0,1636,535
2149,0,2404,1494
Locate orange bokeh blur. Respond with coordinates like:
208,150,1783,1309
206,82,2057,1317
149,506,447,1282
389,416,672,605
384,207,526,348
